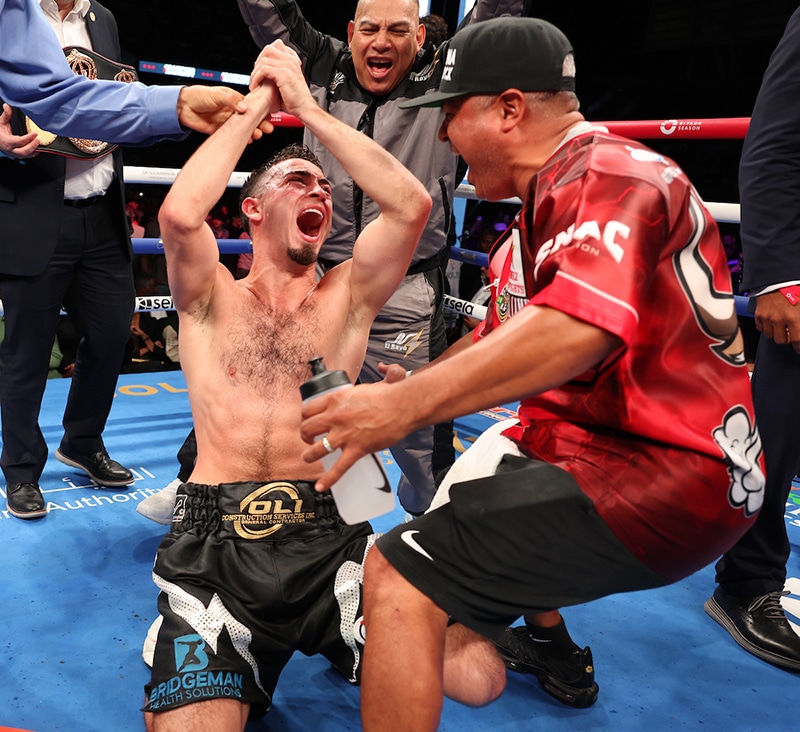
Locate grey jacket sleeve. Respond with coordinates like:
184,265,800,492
236,0,325,64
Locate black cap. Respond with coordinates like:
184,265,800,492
400,17,575,109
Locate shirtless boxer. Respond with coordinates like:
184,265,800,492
142,42,502,731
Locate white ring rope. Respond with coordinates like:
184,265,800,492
119,162,745,317
454,182,741,225
124,166,742,225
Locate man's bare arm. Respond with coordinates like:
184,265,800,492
253,42,432,317
159,84,278,315
301,305,622,490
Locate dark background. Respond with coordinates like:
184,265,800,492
100,0,800,206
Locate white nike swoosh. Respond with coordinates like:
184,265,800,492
400,530,433,561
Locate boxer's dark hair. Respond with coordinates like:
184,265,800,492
239,143,324,233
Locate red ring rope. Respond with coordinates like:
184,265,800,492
268,113,750,140
596,118,749,140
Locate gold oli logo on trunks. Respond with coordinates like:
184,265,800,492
224,482,316,539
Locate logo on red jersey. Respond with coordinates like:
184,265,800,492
495,289,511,321
533,220,629,279
673,195,744,366
712,405,764,517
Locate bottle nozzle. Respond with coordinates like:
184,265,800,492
300,356,350,400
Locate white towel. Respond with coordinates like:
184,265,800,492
427,418,523,513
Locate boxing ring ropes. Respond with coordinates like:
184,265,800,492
3,116,750,321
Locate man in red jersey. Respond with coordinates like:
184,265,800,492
299,17,766,731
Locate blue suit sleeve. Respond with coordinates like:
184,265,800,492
0,0,184,144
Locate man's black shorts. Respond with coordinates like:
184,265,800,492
377,455,670,641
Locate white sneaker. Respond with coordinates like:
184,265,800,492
136,478,181,525
142,614,163,667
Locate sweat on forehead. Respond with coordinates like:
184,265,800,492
239,143,323,207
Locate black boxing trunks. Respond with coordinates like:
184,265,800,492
144,480,377,715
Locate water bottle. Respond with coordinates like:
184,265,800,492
300,356,395,524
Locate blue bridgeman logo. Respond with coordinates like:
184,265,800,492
174,634,208,672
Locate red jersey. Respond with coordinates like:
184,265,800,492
475,127,765,580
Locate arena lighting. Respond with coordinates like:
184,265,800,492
139,61,250,87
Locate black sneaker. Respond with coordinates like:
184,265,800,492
495,626,599,708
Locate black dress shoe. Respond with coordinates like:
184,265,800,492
55,447,134,488
705,586,800,671
6,482,47,519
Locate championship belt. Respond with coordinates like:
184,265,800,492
24,46,138,159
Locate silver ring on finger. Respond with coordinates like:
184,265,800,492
321,436,335,454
